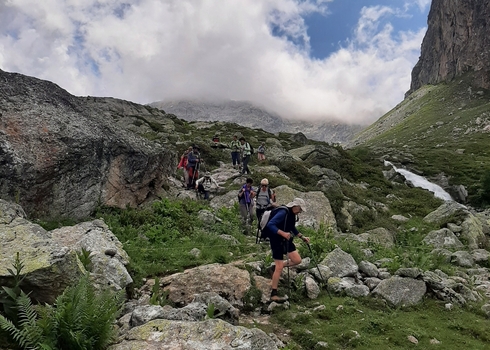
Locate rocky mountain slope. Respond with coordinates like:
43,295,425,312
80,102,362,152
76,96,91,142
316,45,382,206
350,0,490,207
150,99,364,144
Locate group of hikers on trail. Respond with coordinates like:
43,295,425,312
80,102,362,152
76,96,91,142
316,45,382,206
177,144,222,198
176,134,310,302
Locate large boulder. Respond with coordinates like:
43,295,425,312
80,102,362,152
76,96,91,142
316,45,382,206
423,202,469,226
321,248,358,278
272,185,337,232
109,318,279,350
0,200,82,303
0,69,176,219
161,264,251,307
50,219,133,292
461,213,488,249
0,200,132,303
372,277,426,307
422,228,464,249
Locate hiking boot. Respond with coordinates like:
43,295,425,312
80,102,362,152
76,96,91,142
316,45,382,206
270,294,288,303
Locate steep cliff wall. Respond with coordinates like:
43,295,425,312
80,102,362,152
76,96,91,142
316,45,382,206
409,0,490,94
0,69,176,219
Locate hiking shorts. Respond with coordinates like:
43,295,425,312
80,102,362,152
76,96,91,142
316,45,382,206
269,235,296,260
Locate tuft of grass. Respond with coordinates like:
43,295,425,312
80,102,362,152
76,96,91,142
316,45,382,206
269,296,490,350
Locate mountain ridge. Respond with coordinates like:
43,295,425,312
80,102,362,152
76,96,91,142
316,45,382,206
149,99,364,144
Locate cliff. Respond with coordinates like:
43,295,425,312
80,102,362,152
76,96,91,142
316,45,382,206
408,0,490,95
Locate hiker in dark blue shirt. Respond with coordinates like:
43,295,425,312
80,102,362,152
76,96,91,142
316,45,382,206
265,198,310,302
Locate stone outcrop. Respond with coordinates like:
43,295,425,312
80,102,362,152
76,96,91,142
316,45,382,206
109,318,278,350
161,264,251,307
0,199,132,303
0,200,82,303
409,0,490,94
0,69,176,219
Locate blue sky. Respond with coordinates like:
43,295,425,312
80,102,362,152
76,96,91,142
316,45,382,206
306,0,429,59
0,0,431,125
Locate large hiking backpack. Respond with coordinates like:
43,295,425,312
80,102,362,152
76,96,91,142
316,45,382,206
257,205,288,243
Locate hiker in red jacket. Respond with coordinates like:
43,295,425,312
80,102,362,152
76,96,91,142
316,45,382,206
177,146,192,188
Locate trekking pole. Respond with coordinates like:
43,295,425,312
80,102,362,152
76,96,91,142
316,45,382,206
244,201,252,234
285,239,291,301
192,161,200,187
306,242,332,299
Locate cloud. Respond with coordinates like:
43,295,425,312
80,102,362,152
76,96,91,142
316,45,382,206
0,0,426,125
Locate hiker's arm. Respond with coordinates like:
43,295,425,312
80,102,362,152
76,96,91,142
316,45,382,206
267,211,291,239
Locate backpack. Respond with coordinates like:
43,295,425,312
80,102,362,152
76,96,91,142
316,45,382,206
257,205,288,243
248,143,254,155
237,185,252,201
256,188,274,209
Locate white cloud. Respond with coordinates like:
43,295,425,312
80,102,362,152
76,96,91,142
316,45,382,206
0,0,426,125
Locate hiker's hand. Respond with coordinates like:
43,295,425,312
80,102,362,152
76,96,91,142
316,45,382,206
302,236,310,244
282,231,291,240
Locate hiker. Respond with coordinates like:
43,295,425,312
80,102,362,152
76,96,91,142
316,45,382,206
195,172,220,200
238,177,256,232
264,198,310,302
255,178,276,223
239,136,252,175
186,145,201,189
229,135,241,169
257,142,266,161
177,146,193,188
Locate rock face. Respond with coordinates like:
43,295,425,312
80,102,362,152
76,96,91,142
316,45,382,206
0,69,176,219
409,0,490,94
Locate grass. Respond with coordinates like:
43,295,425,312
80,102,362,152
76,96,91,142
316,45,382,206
266,296,490,350
94,199,270,287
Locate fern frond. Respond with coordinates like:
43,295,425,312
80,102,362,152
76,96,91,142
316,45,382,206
0,314,22,340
